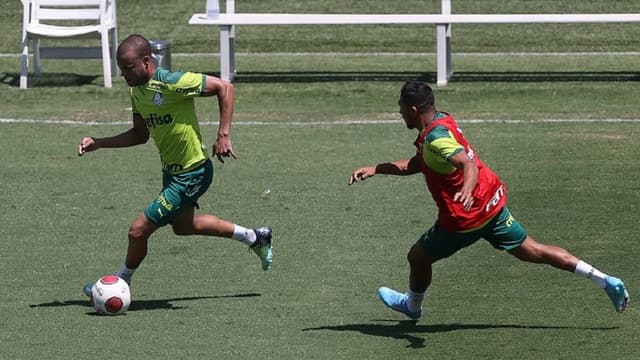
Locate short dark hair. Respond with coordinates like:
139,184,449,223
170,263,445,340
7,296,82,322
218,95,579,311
400,81,435,112
117,33,152,59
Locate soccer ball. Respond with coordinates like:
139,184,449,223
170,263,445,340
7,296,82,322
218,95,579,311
91,275,131,315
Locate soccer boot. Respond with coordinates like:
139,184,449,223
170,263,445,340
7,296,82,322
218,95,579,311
251,227,273,271
604,276,630,313
83,282,94,297
378,286,422,320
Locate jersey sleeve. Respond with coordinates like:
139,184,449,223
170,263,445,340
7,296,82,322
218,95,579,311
425,125,464,160
157,70,206,98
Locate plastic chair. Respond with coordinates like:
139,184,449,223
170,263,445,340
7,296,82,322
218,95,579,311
20,0,118,89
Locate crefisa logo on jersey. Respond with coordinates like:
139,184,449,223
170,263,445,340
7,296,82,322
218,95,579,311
152,92,164,106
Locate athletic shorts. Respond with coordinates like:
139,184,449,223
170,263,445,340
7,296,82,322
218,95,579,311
144,159,213,226
418,207,528,259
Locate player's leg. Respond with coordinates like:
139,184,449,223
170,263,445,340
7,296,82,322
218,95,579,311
508,235,578,271
83,213,158,296
408,242,437,293
509,236,630,313
119,213,159,282
169,160,273,270
378,223,480,319
171,207,273,271
172,205,234,237
488,207,630,313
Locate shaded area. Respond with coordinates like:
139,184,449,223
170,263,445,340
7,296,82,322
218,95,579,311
0,72,99,87
30,292,261,313
303,320,619,349
221,70,640,84
2,70,638,87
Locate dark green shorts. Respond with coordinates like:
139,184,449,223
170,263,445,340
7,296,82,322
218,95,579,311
418,207,527,259
144,159,213,226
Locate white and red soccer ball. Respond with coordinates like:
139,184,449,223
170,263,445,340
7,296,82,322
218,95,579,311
91,275,131,315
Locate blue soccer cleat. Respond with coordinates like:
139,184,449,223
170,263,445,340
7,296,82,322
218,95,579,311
378,286,422,320
83,282,94,297
604,276,630,313
251,227,273,271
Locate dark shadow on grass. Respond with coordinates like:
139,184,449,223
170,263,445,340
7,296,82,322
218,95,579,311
303,320,619,349
29,293,260,314
0,72,99,87
200,71,640,84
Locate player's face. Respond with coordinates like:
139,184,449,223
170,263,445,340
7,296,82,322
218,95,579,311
398,99,418,129
117,53,151,87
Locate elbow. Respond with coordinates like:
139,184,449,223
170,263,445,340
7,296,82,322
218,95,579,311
139,131,150,144
222,80,234,101
133,129,149,145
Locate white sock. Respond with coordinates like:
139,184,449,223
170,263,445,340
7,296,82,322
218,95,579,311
232,225,256,246
407,289,425,313
115,264,136,284
574,260,608,289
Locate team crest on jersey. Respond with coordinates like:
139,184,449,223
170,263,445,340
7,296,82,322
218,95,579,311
152,92,164,106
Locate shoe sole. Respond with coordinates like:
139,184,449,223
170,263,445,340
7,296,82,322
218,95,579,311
616,292,630,313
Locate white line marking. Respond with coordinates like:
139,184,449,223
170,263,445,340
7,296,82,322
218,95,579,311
175,51,640,57
1,118,639,126
2,51,640,58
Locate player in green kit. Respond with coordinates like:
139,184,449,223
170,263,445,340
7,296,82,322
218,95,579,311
78,34,272,295
349,81,630,318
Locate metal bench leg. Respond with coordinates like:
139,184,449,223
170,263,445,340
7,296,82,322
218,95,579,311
220,25,234,81
436,23,450,87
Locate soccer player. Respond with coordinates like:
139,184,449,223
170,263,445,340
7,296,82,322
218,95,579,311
78,34,273,295
348,80,630,319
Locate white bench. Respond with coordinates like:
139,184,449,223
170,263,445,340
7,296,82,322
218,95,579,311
189,0,640,86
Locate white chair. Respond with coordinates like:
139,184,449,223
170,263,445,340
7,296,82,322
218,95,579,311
20,0,118,89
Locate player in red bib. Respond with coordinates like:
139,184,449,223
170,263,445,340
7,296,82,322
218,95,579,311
349,81,629,318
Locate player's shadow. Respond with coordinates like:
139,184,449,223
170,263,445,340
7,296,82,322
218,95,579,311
29,293,260,314
302,320,619,349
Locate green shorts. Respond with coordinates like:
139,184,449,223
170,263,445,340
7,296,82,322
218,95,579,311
418,207,527,259
144,159,213,226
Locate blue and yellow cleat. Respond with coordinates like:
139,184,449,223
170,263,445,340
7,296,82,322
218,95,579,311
83,282,94,297
251,227,273,271
604,276,630,313
378,286,422,320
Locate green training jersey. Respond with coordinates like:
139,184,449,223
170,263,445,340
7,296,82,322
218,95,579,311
421,113,465,175
130,68,208,174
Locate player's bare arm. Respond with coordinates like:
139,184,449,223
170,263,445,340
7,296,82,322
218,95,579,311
77,113,149,156
449,151,478,210
202,74,236,162
349,154,422,185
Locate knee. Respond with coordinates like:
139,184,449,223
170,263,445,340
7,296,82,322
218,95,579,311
407,243,430,266
128,225,148,243
172,224,194,236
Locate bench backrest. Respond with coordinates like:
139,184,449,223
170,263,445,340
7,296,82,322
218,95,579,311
25,0,115,25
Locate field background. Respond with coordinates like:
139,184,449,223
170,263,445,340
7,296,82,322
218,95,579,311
1,1,639,359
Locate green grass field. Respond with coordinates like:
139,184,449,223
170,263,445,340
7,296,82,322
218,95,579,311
1,1,639,359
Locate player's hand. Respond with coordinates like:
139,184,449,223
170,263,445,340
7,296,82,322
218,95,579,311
78,137,98,156
213,136,237,163
453,190,475,211
349,167,375,185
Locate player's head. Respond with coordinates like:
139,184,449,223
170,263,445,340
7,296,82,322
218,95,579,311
116,34,154,87
398,81,435,130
